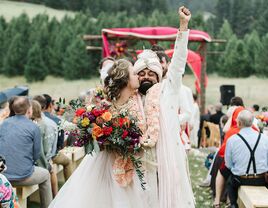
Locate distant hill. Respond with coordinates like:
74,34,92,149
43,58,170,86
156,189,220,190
0,0,75,21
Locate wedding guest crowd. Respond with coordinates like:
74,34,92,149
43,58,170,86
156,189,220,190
0,93,73,208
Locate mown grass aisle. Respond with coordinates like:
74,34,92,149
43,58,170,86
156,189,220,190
188,149,213,207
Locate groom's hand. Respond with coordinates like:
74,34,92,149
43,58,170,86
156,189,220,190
178,6,191,31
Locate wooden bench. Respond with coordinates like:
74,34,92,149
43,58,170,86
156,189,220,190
13,147,86,207
61,146,86,170
238,186,268,208
13,185,39,208
71,146,85,169
201,121,221,148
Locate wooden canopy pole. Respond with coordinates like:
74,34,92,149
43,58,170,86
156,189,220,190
83,34,226,115
198,42,207,114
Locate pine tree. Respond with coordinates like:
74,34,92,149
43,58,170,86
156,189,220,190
222,37,251,77
231,0,253,37
0,16,7,31
253,0,268,36
255,34,268,77
29,18,50,73
2,14,30,75
214,0,231,32
24,43,48,82
218,35,238,76
215,20,234,74
3,34,26,76
244,30,262,74
62,37,91,80
4,13,30,49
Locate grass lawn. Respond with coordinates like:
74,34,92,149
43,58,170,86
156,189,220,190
189,149,213,207
0,0,75,21
0,74,267,108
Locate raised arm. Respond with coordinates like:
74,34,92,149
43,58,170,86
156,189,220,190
165,6,191,91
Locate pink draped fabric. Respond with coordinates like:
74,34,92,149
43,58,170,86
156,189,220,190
102,27,210,92
102,27,211,57
166,49,208,93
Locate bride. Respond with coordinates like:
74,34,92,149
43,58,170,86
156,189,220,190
49,59,148,208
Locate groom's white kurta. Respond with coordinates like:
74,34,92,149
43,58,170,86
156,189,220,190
144,30,195,208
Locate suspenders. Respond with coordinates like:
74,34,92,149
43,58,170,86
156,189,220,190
237,133,261,176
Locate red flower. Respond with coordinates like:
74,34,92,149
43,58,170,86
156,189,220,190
119,117,130,127
122,130,128,139
92,109,102,117
119,118,125,127
103,126,113,136
75,108,86,116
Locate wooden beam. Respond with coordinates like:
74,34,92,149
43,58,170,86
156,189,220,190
211,39,227,43
207,51,225,55
86,46,102,50
83,35,102,40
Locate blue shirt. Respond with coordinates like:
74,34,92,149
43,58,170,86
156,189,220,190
225,127,268,176
0,115,41,180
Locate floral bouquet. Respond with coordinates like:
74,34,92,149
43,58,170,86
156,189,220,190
256,107,268,132
69,104,145,189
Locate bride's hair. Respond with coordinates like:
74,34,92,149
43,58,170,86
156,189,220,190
104,59,130,100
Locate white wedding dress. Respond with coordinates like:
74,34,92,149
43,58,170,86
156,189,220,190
49,151,147,208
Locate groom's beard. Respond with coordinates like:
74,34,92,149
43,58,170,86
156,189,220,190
138,80,154,95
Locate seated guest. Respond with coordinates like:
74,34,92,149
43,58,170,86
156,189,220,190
31,100,59,197
33,96,58,165
0,96,52,208
8,96,16,117
251,104,260,117
38,94,72,180
213,96,246,207
225,110,268,208
198,105,215,147
0,155,20,208
210,103,225,125
0,100,9,124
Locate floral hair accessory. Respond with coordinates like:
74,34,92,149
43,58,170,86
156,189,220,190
109,78,113,86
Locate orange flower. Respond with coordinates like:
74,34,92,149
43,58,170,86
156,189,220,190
101,111,112,122
124,117,130,127
92,124,103,139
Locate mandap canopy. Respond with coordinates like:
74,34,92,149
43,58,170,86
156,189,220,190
102,27,211,93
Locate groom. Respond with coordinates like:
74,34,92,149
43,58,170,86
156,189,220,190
133,6,195,208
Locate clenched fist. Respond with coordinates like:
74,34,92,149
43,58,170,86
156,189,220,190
178,6,191,31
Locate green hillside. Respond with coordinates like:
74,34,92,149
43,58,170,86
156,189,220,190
0,0,75,21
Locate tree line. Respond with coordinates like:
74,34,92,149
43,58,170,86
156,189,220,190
0,0,268,82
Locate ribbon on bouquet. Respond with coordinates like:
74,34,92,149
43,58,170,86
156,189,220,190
112,156,134,187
